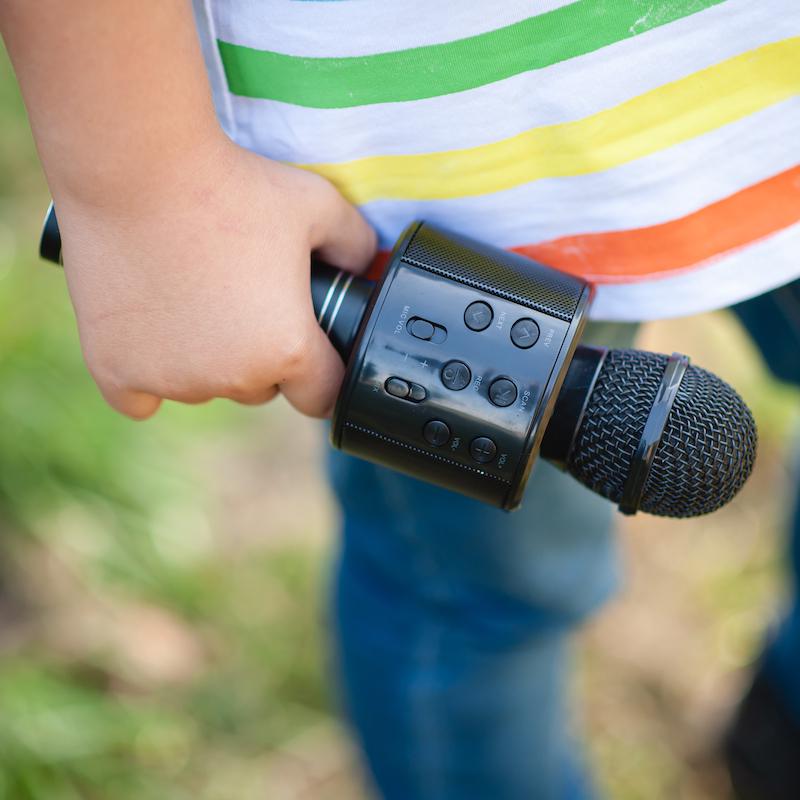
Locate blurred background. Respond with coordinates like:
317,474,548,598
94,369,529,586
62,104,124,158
2,44,799,800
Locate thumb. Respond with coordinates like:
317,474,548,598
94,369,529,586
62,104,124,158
306,177,377,274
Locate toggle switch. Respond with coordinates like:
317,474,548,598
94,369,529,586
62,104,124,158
385,377,410,398
409,318,435,340
407,317,447,343
385,377,427,402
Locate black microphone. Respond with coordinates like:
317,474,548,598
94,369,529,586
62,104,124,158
40,205,757,517
308,266,757,519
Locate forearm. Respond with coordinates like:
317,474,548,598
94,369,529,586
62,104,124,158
0,0,224,209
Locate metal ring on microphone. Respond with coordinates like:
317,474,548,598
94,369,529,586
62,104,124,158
618,352,690,515
326,273,354,335
316,269,343,325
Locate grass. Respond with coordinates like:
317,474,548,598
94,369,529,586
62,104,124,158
0,43,349,800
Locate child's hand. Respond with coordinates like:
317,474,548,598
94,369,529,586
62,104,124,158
55,141,376,419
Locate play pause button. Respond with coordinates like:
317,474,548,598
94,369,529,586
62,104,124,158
441,360,471,391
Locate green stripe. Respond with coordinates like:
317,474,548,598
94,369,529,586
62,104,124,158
217,0,727,108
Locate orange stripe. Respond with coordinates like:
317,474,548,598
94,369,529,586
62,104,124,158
364,165,800,284
365,250,392,282
513,165,800,283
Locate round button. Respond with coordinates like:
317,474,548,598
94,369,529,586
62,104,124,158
441,360,471,391
424,420,451,447
510,318,540,349
464,301,493,332
488,377,517,407
469,436,497,464
409,318,435,340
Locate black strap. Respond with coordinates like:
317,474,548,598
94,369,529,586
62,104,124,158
619,352,690,515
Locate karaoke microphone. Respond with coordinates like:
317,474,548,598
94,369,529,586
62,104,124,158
40,207,757,517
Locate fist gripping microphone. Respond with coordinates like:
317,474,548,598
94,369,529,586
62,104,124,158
40,206,757,516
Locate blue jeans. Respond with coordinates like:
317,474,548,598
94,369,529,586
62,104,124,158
763,473,800,723
733,280,800,725
328,322,636,800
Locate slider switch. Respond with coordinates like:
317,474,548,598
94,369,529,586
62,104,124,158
409,319,435,340
385,377,410,398
408,383,427,402
385,377,427,402
407,317,447,343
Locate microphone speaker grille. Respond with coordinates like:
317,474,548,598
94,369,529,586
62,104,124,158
567,349,757,518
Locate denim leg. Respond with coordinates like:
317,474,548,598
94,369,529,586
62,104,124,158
328,323,636,800
762,464,800,725
732,282,800,723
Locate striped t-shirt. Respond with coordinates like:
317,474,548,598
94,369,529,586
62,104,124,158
192,0,800,321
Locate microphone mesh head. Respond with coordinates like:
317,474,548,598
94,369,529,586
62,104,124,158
567,349,757,518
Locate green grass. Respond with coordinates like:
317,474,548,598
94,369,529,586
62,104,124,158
0,43,341,800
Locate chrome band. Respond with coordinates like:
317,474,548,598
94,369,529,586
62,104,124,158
317,269,343,324
326,273,354,335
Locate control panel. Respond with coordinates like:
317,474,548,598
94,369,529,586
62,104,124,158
333,222,589,509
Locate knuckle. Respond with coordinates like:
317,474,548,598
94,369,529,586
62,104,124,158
278,332,313,381
305,181,342,237
219,371,259,400
217,359,273,400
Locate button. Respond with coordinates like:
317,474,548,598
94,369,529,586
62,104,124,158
441,360,471,391
409,318,435,340
385,377,410,398
510,318,540,348
464,301,493,332
489,378,517,407
469,436,497,464
408,383,427,402
424,420,451,447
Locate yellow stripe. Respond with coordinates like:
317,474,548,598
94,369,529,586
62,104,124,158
294,38,800,204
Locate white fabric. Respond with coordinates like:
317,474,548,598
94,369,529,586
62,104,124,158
192,0,800,320
358,99,800,251
216,0,794,162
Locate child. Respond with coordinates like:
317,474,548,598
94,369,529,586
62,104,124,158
2,1,798,796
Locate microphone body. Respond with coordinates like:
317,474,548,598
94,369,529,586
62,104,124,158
327,221,593,511
39,206,756,516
